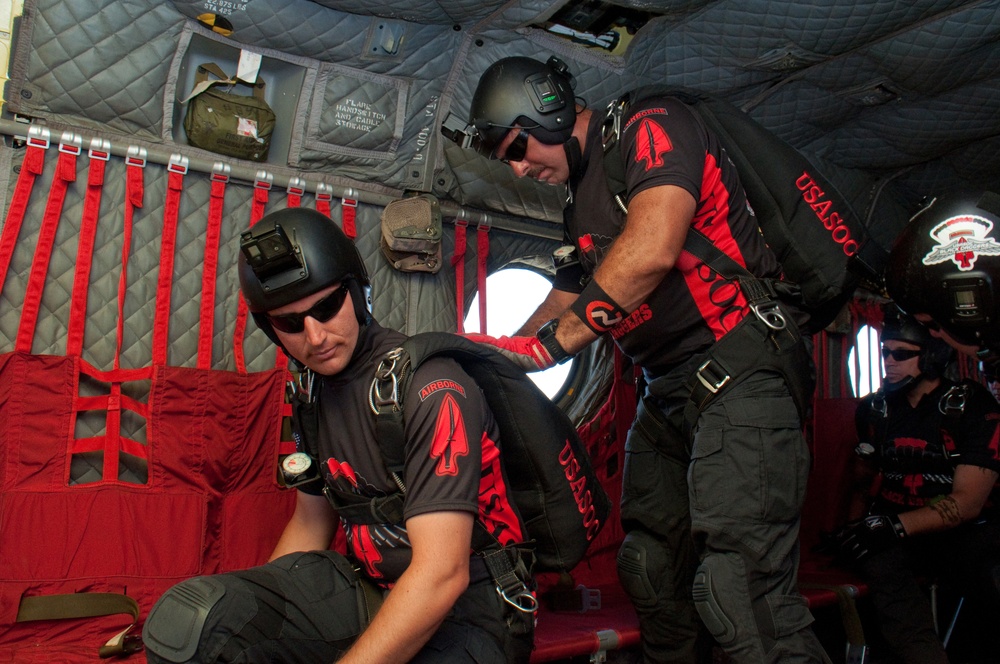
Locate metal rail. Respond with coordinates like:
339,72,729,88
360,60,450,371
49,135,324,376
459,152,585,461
0,119,563,241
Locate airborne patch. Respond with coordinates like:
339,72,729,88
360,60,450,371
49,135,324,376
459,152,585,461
922,213,1000,271
419,379,466,401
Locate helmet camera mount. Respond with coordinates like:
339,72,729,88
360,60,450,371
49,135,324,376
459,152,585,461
240,223,309,294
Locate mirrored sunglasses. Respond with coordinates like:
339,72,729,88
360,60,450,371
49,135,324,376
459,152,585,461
266,284,350,333
881,347,921,361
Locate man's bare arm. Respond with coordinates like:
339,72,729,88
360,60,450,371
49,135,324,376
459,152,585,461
269,491,338,561
554,185,696,354
897,465,998,535
515,287,578,336
336,511,475,664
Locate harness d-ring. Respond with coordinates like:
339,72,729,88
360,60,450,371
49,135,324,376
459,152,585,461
369,347,405,414
498,585,538,614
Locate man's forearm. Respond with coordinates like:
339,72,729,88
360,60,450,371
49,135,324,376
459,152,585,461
515,288,577,336
337,511,473,664
897,465,998,536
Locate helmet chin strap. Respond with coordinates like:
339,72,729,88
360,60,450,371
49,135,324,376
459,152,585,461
883,374,919,394
564,136,583,183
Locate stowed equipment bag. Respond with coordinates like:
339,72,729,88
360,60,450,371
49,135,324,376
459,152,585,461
379,194,443,273
363,333,610,573
182,62,275,162
604,88,886,333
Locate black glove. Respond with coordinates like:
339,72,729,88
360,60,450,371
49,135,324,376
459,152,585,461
828,514,907,565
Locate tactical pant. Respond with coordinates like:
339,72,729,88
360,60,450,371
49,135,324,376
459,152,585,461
142,550,533,663
620,369,829,663
860,521,1000,664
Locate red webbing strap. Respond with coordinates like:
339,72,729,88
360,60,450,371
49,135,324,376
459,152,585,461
341,197,358,239
0,128,48,295
476,223,490,334
74,360,152,483
233,174,272,374
152,156,188,366
16,137,80,352
286,177,304,209
66,141,110,357
451,219,468,333
115,149,146,369
197,170,228,370
100,149,146,482
262,180,306,372
316,183,333,219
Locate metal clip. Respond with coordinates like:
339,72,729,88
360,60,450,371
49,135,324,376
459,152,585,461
695,359,730,395
601,97,628,150
287,176,306,197
26,125,51,150
498,585,539,614
315,182,333,202
167,153,189,175
125,145,146,168
751,301,787,331
577,585,602,613
88,137,111,161
369,348,404,414
253,170,273,190
211,162,231,182
58,131,82,156
939,384,968,416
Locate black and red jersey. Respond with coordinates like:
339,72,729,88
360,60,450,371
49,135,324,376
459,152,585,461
298,323,525,586
855,380,1000,515
554,95,787,376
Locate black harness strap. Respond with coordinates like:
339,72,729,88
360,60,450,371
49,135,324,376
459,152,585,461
674,229,813,425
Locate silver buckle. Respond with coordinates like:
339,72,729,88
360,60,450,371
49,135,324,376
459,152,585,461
696,359,730,394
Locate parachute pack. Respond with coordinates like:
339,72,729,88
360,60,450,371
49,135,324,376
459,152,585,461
365,332,611,573
603,88,886,333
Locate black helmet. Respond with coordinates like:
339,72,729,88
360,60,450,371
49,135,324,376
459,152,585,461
238,207,372,344
468,56,576,159
881,303,953,382
885,191,1000,354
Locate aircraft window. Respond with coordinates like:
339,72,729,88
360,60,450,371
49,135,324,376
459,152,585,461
465,268,572,400
848,324,883,397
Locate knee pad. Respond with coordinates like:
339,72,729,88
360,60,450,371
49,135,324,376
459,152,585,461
143,577,226,663
693,565,736,645
617,530,671,608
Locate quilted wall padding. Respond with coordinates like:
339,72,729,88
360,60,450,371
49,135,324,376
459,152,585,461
7,0,188,139
4,0,999,237
0,143,557,370
436,0,1000,238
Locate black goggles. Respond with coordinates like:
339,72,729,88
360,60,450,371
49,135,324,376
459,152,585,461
881,347,922,361
265,283,350,333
